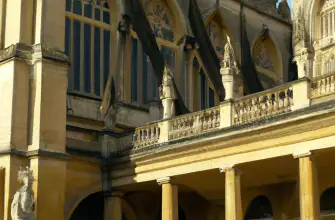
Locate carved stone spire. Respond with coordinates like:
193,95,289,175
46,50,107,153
220,36,243,99
277,0,292,23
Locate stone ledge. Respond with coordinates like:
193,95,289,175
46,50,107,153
0,147,72,160
0,43,69,65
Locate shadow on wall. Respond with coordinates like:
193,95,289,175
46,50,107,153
244,196,273,220
69,192,126,220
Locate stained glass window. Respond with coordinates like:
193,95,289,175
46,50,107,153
206,20,225,60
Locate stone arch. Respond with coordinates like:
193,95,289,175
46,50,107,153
320,187,335,214
204,10,237,61
308,0,325,42
244,195,274,220
251,32,283,89
67,190,137,220
141,0,187,42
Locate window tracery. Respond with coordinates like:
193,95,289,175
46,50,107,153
65,0,112,97
130,0,176,104
254,43,275,72
145,0,174,42
321,0,335,39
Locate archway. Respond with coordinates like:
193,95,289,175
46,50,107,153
320,187,335,214
244,196,274,220
252,34,283,89
69,192,135,220
70,192,104,220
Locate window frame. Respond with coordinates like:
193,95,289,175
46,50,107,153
65,0,113,99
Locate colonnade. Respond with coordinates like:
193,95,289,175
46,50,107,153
105,151,321,220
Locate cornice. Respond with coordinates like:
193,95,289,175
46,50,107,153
0,43,69,65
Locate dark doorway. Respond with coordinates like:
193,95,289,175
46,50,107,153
244,196,273,220
70,192,128,220
70,192,104,220
321,187,335,214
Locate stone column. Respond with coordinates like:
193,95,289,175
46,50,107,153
293,152,320,220
157,177,178,220
220,166,243,220
104,191,123,220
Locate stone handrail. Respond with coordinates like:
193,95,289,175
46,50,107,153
169,106,220,141
131,78,313,150
233,84,294,125
311,73,335,98
132,122,160,149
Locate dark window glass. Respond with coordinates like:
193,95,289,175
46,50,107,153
103,2,109,8
65,18,70,56
65,18,71,89
103,30,110,90
94,27,101,96
200,70,206,110
131,37,138,102
142,53,148,104
84,4,92,18
95,8,100,21
103,11,110,24
73,20,81,91
209,88,215,108
84,24,91,93
65,0,71,12
73,0,82,15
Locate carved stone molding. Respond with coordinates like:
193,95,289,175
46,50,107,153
0,43,69,65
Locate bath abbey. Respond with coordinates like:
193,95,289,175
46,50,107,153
2,0,335,219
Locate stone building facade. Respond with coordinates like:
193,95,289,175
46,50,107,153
0,0,335,220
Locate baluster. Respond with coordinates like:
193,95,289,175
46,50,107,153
331,75,335,93
267,93,273,115
318,80,322,96
274,92,279,111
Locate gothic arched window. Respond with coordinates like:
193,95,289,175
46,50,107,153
65,0,112,97
321,0,335,39
252,36,283,90
130,0,176,104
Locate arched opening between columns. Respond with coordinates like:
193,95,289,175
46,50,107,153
244,196,274,220
320,187,335,216
69,192,137,220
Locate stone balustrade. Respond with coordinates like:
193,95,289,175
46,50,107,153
132,122,160,149
169,106,220,141
233,84,293,125
311,73,335,98
131,77,318,150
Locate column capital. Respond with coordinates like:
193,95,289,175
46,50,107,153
219,165,242,175
157,177,175,185
293,151,312,159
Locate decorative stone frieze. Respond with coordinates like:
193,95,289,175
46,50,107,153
294,48,314,78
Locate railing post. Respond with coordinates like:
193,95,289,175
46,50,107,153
291,77,311,111
220,99,234,128
158,120,171,144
